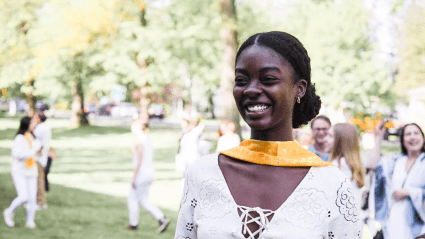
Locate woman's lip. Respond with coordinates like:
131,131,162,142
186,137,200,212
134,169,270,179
245,106,271,116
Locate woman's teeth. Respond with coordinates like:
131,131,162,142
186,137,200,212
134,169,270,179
247,105,269,112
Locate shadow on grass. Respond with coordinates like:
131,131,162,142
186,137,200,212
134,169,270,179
0,128,17,141
0,146,11,158
52,125,130,139
0,173,178,239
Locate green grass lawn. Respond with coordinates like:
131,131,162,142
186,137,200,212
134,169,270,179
0,174,177,239
0,116,184,239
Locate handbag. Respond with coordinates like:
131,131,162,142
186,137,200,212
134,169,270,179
373,230,384,239
361,168,375,210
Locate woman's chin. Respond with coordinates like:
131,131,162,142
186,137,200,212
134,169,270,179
245,120,275,131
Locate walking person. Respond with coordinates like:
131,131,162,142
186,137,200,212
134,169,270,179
32,111,51,209
175,31,362,238
308,115,332,161
3,116,42,228
127,118,170,233
368,121,425,239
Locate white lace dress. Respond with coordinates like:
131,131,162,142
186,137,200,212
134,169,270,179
175,153,363,239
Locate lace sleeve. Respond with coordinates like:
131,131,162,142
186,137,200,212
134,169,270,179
175,166,198,239
328,176,363,238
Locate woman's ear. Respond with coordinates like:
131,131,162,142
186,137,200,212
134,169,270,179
296,79,308,99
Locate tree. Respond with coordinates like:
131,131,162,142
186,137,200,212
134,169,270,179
395,2,425,99
279,0,395,114
0,0,48,115
219,0,240,133
30,0,117,126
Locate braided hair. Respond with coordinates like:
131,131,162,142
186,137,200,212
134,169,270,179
235,31,321,128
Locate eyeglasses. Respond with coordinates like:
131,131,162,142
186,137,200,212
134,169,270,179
312,127,329,133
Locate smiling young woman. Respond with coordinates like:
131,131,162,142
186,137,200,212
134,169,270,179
368,122,425,239
174,31,362,239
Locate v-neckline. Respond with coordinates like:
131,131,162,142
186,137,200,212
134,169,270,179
214,153,312,217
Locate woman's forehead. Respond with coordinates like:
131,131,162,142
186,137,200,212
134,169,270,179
236,45,291,67
405,124,422,133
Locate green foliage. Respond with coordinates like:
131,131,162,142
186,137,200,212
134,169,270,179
278,0,395,113
395,3,425,98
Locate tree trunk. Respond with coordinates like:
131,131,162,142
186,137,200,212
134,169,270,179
219,0,240,135
139,82,150,120
137,4,149,120
208,90,216,119
70,55,89,127
26,78,36,117
70,78,89,126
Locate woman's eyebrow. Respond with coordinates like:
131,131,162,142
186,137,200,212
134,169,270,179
235,68,249,75
260,66,281,74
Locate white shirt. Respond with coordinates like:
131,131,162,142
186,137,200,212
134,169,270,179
175,154,363,239
33,122,51,167
216,133,241,152
132,133,154,184
11,134,41,176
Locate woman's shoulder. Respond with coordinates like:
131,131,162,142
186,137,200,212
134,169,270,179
310,165,351,186
13,134,25,142
186,153,221,179
189,153,220,170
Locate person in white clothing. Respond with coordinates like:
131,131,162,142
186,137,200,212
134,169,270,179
3,116,42,229
32,111,51,209
176,120,206,175
127,119,170,233
216,120,241,152
368,122,425,239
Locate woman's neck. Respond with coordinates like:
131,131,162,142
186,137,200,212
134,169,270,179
407,150,421,160
250,127,293,142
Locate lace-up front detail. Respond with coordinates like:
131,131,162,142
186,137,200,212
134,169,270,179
238,205,275,239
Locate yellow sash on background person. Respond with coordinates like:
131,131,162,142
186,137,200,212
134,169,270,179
220,139,333,167
24,132,35,168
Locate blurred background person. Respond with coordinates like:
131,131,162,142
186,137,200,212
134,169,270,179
175,119,205,175
127,118,169,233
216,120,240,152
368,121,425,239
45,147,57,192
308,115,332,161
3,116,42,229
32,111,51,210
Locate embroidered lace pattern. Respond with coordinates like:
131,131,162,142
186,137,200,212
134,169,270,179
238,205,275,239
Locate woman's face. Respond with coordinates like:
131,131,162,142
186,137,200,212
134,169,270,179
403,125,424,154
324,127,335,150
233,45,306,131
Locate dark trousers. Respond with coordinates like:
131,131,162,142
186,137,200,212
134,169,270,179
44,157,52,191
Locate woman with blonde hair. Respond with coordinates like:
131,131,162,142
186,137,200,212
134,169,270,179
327,123,365,191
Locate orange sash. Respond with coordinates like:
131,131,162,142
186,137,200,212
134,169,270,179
24,133,35,168
220,139,333,167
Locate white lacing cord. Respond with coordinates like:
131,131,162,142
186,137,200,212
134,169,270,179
238,205,275,239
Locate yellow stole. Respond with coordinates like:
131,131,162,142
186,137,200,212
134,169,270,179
220,139,333,167
24,133,35,168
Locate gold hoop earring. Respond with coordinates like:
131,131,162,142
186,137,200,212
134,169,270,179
297,97,301,104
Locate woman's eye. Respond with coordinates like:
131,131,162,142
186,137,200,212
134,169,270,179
235,77,248,85
262,76,277,83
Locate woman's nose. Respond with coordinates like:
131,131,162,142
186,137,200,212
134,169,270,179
244,81,262,98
